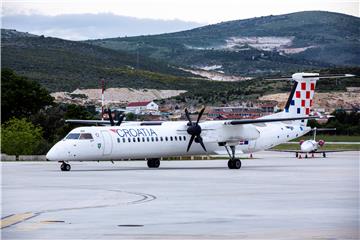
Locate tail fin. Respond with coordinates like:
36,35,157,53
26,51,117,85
283,73,318,118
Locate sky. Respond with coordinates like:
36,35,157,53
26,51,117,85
2,0,359,40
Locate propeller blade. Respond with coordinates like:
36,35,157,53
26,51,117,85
116,114,125,126
107,108,114,126
196,107,205,124
197,136,207,152
184,108,192,125
186,135,196,152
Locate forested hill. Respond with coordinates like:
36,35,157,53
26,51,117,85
88,11,360,75
1,29,196,92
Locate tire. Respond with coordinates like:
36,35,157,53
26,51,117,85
234,159,241,169
147,160,154,168
147,159,160,168
154,159,160,168
60,163,66,171
65,164,71,171
227,160,234,169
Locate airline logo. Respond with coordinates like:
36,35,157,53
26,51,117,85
110,128,158,138
288,80,316,115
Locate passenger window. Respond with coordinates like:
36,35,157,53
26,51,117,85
137,137,140,142
183,136,186,141
66,133,80,139
165,137,168,141
170,136,173,141
122,138,126,143
151,137,154,142
155,137,158,142
174,136,177,141
160,137,163,141
133,138,136,142
128,138,131,143
117,138,120,143
142,137,145,142
147,137,150,142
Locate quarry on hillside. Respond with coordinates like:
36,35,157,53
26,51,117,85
260,90,360,112
51,88,187,106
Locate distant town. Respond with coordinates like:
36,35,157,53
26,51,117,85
51,86,360,122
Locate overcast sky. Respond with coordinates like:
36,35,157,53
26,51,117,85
2,0,359,40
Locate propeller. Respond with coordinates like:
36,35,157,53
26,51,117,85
107,108,115,126
184,107,207,152
107,108,124,126
116,114,125,126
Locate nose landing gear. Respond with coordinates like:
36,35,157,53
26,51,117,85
60,162,71,171
225,145,242,169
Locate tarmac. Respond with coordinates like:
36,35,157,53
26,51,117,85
1,151,359,239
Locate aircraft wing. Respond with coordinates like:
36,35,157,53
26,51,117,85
268,149,302,153
269,149,354,153
65,119,112,125
312,150,355,153
225,116,317,125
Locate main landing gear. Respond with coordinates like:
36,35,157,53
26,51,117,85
225,145,242,169
147,158,160,168
60,162,71,171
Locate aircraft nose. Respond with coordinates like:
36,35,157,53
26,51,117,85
46,142,66,161
301,142,313,152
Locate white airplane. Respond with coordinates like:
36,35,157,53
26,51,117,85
46,73,354,171
276,127,348,158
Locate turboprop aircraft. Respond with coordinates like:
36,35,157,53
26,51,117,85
46,73,355,171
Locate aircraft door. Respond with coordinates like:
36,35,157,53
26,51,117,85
101,130,113,155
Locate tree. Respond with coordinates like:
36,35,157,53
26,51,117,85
1,118,44,158
125,112,136,121
1,69,54,122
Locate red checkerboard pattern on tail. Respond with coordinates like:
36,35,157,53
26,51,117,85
284,73,318,117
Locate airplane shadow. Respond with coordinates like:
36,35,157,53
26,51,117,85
55,164,321,172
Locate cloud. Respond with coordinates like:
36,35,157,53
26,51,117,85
2,13,203,40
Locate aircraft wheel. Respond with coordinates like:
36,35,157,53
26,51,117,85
227,160,234,169
233,159,242,169
147,160,153,168
305,154,308,159
295,152,298,158
153,159,160,168
147,159,160,168
60,162,71,171
228,159,241,169
323,152,326,158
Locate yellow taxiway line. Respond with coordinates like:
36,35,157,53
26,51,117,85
1,212,36,229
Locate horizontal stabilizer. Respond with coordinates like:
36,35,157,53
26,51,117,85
225,116,318,125
265,73,355,81
65,119,112,125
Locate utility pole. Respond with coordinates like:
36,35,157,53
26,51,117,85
101,79,105,120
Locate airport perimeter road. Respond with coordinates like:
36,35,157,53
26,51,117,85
1,151,359,239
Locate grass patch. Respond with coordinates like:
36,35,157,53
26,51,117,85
272,143,360,151
290,135,360,142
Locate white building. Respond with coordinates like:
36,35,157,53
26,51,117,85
126,101,159,114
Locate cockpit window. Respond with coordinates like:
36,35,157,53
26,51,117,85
66,133,80,139
79,133,93,140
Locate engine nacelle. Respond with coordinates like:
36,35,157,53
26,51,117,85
318,139,325,147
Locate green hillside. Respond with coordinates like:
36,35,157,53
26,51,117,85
1,29,198,92
88,11,360,75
